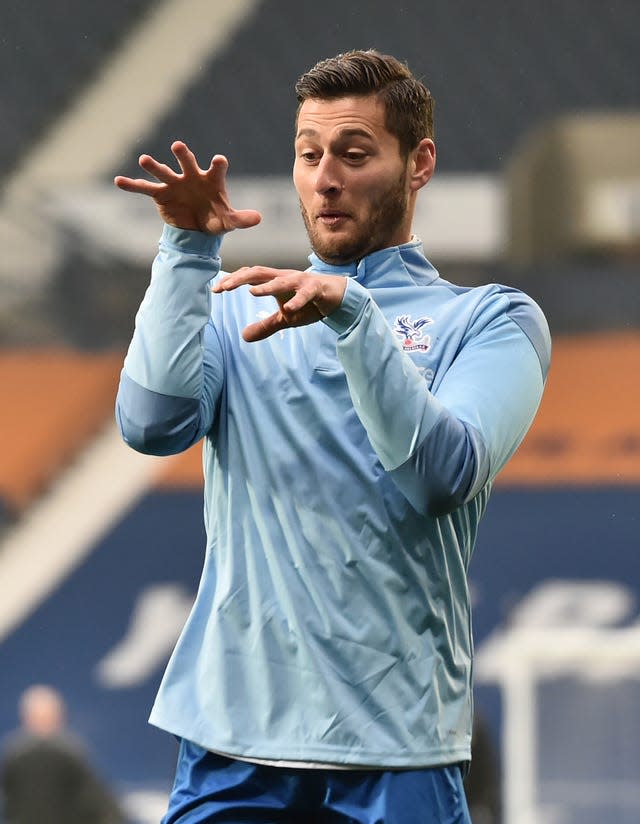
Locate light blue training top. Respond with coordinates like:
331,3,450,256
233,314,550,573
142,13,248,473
116,225,550,768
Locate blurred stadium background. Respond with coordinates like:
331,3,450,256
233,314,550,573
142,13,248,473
1,1,639,821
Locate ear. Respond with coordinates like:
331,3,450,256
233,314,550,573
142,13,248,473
408,138,436,191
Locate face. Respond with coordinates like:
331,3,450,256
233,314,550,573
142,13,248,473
293,96,417,265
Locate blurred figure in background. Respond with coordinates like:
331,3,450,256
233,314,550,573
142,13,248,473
464,712,502,824
0,684,124,824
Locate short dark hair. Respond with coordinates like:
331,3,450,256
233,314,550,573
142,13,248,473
295,49,434,156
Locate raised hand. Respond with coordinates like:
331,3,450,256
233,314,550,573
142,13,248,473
114,141,262,235
212,267,348,342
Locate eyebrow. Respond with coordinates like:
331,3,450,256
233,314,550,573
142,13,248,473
295,127,375,142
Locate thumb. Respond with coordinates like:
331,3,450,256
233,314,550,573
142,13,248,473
242,310,284,342
227,208,262,230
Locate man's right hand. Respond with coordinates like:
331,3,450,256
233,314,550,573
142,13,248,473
114,141,262,235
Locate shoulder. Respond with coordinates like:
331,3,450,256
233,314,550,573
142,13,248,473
444,281,551,376
425,276,550,340
488,284,551,375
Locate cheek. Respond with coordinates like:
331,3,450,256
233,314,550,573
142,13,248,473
294,182,313,214
293,163,311,193
357,181,390,213
358,169,399,199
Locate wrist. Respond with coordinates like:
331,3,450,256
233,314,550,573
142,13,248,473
322,278,368,332
160,224,223,257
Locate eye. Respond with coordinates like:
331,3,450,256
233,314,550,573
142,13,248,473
344,151,367,164
299,149,320,164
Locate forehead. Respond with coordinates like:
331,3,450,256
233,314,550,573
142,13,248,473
296,95,394,142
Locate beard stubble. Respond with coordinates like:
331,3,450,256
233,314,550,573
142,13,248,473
299,168,409,265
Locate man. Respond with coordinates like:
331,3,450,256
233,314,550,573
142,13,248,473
0,685,124,824
115,50,550,823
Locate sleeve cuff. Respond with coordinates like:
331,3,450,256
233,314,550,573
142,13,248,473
322,278,370,334
160,224,223,258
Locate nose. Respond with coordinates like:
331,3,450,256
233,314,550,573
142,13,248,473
315,155,342,195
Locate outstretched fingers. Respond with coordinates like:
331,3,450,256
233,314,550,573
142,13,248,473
212,267,346,341
113,175,166,197
117,144,214,194
206,153,230,178
171,141,203,176
214,268,326,309
211,267,274,293
113,150,179,196
202,156,261,230
138,153,180,183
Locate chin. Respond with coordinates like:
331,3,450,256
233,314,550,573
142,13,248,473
310,234,367,265
313,245,361,265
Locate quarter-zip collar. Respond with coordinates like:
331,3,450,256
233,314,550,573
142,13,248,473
307,237,440,289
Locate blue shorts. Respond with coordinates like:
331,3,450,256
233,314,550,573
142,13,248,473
162,739,472,823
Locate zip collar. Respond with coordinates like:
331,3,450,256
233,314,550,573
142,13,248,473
307,236,440,289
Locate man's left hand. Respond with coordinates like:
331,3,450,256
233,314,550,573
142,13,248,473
212,267,347,342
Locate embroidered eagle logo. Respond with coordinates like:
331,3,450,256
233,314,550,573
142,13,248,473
393,314,434,350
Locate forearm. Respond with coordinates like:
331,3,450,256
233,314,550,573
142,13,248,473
324,280,547,516
117,225,224,455
325,282,477,514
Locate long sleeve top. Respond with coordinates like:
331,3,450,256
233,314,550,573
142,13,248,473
116,225,551,768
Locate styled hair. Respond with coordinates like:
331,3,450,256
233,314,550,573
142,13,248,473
295,49,434,155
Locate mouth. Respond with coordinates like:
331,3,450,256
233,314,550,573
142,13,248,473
316,209,351,227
